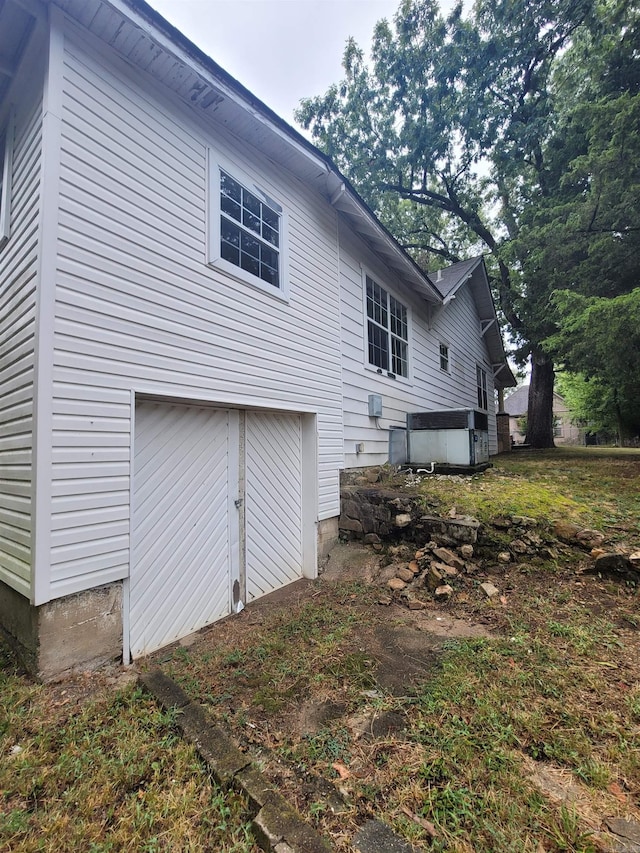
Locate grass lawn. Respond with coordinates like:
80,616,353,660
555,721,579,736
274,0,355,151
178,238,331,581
0,651,260,852
1,447,639,852
160,447,640,852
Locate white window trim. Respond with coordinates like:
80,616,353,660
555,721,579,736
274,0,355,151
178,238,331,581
439,341,450,373
207,150,289,301
361,268,412,384
476,364,489,411
0,109,15,251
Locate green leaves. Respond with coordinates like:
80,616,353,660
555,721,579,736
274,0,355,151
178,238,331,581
297,0,640,441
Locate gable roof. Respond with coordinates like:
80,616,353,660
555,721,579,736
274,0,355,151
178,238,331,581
503,385,530,416
504,385,568,416
429,257,517,389
430,257,480,300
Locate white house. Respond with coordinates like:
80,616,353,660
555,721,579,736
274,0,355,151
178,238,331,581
0,0,515,678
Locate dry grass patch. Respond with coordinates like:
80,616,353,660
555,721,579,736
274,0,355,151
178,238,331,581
0,646,259,853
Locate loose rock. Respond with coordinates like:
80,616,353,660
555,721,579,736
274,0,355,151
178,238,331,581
586,553,639,583
395,513,412,528
553,521,581,542
498,552,511,563
388,577,407,591
434,584,453,601
460,544,474,560
511,515,537,527
576,528,605,549
432,547,465,570
480,581,500,598
396,567,415,584
425,566,444,592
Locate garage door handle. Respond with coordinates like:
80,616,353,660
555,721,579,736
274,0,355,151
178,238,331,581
234,498,243,509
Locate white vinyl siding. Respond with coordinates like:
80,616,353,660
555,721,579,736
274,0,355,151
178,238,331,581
42,24,342,600
0,97,43,597
340,225,498,465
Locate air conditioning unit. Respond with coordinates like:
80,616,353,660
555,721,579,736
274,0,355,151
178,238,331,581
406,409,490,468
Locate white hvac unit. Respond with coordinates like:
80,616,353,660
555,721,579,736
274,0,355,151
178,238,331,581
406,409,490,468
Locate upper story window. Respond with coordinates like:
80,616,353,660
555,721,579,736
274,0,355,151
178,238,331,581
366,275,408,378
220,171,280,287
439,343,449,372
476,365,488,410
209,156,287,298
0,111,15,251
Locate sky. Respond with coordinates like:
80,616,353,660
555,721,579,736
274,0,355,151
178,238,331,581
146,0,400,127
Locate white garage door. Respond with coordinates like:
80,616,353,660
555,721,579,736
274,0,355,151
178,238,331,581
129,403,306,659
130,402,231,658
245,411,303,602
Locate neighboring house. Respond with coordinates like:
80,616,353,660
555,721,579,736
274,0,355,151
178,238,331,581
504,386,582,445
0,0,515,677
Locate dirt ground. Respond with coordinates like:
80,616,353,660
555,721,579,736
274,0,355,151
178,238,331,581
150,538,640,852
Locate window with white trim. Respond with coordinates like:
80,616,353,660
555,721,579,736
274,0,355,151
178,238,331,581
0,111,14,251
476,365,488,410
220,170,280,286
439,343,449,372
366,275,408,378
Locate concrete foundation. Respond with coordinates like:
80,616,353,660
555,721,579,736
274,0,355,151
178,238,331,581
317,516,339,561
0,579,123,681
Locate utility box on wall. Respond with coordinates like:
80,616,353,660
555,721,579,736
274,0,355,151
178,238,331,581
406,409,490,468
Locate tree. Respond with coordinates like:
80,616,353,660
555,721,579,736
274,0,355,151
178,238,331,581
297,0,638,447
555,373,619,441
549,291,640,440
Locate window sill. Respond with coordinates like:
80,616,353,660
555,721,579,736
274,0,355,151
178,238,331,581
364,364,412,387
208,257,290,303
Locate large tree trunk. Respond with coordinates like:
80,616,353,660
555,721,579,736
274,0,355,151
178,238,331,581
526,349,556,448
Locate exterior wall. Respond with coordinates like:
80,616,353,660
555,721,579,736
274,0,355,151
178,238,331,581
339,225,498,469
0,47,47,599
0,576,122,680
317,516,339,562
36,19,343,603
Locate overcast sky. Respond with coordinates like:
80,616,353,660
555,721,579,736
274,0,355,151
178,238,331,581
146,0,400,127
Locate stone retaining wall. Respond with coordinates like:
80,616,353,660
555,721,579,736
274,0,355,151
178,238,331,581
340,486,479,544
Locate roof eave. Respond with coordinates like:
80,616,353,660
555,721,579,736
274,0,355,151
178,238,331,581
78,0,443,305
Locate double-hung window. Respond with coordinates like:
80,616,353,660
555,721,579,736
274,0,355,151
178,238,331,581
366,275,408,378
476,365,488,410
0,110,14,251
212,163,284,294
439,343,449,372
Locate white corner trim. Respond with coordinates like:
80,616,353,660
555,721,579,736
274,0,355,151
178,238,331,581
0,109,15,250
32,6,65,606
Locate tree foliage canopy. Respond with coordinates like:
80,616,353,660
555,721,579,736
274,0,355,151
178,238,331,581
297,0,640,444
